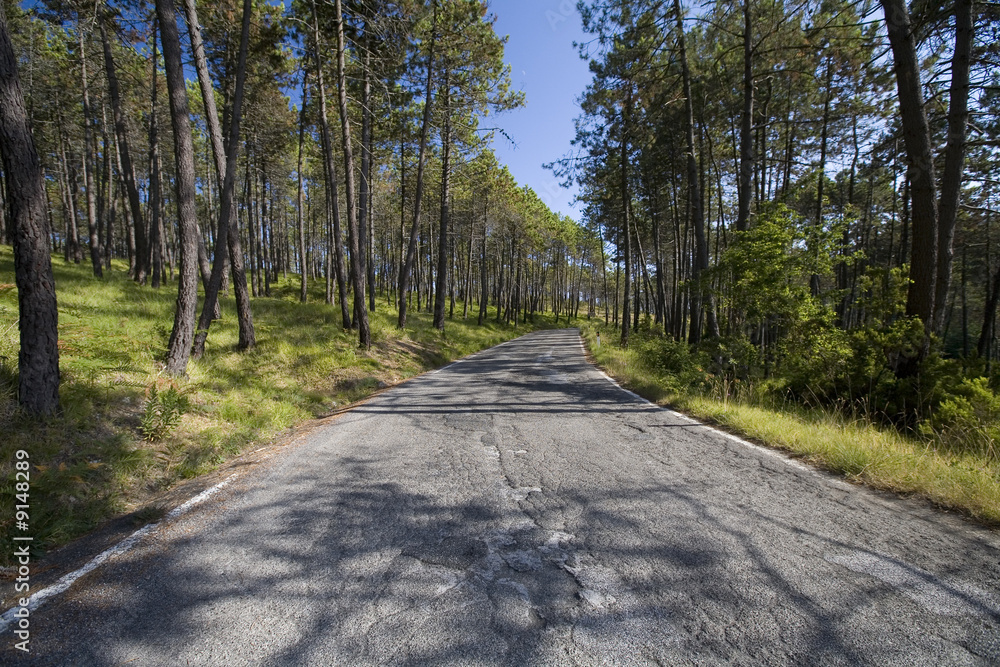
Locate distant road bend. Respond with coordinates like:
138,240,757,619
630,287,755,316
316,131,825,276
10,328,1000,665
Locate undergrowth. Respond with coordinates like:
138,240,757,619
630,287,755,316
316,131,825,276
0,246,557,564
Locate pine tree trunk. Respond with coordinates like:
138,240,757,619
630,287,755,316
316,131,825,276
0,2,60,415
310,0,350,329
101,107,114,269
812,59,833,297
78,29,103,278
464,205,474,320
186,0,254,354
479,192,488,325
360,40,375,313
980,202,999,358
148,50,163,290
881,0,939,375
57,127,80,264
156,0,200,376
932,0,974,333
100,19,147,283
296,68,309,303
736,0,754,232
399,0,437,329
674,0,716,342
620,88,631,348
434,77,451,331
333,0,370,349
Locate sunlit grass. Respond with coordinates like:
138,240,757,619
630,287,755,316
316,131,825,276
0,245,560,562
579,320,1000,525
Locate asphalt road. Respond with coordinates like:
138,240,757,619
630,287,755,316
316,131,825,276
7,328,1000,665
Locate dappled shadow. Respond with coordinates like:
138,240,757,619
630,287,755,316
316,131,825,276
13,328,1000,664
21,454,1000,664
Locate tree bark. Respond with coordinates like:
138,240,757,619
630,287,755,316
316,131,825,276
360,36,375,313
812,59,834,297
881,0,938,338
100,19,148,284
479,192,488,325
101,106,114,269
78,27,103,278
620,86,632,348
674,0,717,343
434,75,451,331
310,0,351,329
932,0,974,334
188,0,255,357
296,68,309,303
57,122,81,264
148,36,162,289
156,0,201,376
398,0,437,329
736,0,754,232
0,2,60,415
333,0,370,348
463,200,475,319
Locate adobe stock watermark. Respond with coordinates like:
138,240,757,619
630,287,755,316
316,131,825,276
546,0,576,31
11,449,32,653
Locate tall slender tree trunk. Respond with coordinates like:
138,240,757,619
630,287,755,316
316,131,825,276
57,125,81,264
0,2,60,415
100,19,147,284
310,0,351,329
980,266,1000,360
812,59,833,297
156,0,201,376
434,76,451,331
296,68,309,303
78,28,103,278
463,203,474,320
479,192,488,325
101,107,114,269
334,0,370,348
188,0,254,357
398,0,437,329
360,38,376,313
736,0,754,232
148,37,163,290
881,0,939,376
932,0,974,334
620,87,632,348
674,0,717,343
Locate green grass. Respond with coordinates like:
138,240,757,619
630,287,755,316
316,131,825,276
580,319,1000,525
0,246,560,563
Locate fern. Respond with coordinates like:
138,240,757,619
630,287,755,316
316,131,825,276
140,384,190,442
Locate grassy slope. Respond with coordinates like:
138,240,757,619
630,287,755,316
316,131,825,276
0,246,558,563
579,320,1000,525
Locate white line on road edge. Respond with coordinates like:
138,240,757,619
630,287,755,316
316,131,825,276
580,335,841,482
0,474,237,634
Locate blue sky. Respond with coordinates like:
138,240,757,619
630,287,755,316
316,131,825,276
488,0,594,221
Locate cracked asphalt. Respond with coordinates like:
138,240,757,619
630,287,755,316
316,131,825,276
9,328,1000,665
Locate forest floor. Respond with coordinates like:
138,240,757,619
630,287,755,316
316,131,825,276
0,246,559,566
579,320,1000,526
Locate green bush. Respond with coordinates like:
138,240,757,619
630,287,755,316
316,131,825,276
922,377,1000,452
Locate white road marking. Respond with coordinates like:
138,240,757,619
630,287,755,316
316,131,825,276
0,474,237,633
